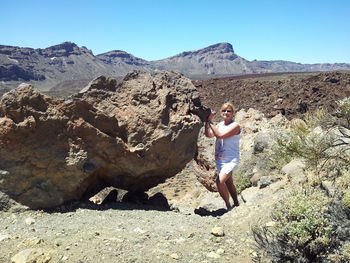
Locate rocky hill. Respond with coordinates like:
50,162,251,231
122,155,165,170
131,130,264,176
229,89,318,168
1,41,350,93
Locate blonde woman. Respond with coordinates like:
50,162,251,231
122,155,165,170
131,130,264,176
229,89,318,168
205,102,240,210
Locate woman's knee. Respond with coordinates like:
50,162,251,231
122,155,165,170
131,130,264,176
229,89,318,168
217,174,229,185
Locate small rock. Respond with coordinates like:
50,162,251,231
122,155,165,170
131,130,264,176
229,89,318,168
20,237,44,247
0,233,10,241
265,221,276,227
170,253,180,259
11,248,51,263
25,217,35,225
216,248,225,255
207,251,221,259
187,232,195,238
258,176,273,188
211,226,225,237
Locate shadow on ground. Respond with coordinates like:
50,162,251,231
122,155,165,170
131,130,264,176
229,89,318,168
194,207,228,217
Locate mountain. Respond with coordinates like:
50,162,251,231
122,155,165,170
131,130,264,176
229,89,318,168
151,43,253,78
1,41,350,93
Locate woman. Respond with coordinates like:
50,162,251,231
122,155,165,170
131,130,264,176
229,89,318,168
205,102,240,210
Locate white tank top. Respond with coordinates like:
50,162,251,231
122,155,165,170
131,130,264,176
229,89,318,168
215,121,240,160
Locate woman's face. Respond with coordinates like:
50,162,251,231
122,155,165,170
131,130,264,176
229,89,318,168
221,107,234,120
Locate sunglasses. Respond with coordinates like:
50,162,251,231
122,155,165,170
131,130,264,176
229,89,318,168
221,110,232,113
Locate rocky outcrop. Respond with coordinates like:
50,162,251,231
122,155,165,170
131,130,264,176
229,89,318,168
0,70,210,209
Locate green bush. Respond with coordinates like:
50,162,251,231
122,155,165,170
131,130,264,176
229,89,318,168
253,191,334,262
253,98,350,262
234,171,252,194
267,108,337,170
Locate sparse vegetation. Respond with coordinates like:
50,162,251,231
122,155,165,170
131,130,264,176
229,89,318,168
253,98,350,263
253,190,334,262
234,171,252,194
267,108,336,170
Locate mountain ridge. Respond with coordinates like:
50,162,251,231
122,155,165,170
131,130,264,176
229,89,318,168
1,41,350,92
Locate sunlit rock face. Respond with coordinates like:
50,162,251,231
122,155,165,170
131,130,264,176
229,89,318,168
0,70,210,209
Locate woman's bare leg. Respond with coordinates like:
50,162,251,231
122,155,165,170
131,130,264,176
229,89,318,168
226,175,239,206
216,172,232,209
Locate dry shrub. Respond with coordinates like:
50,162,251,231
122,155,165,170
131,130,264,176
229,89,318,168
253,98,350,262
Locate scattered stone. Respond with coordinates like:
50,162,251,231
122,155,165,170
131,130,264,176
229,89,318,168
0,233,10,241
170,253,180,259
20,237,44,247
25,217,35,225
265,221,276,227
211,226,225,237
11,248,51,263
216,248,225,255
187,232,195,238
253,131,274,154
281,159,307,184
206,251,221,259
250,172,263,187
258,176,274,189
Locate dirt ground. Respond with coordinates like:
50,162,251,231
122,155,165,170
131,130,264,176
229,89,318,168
0,164,288,263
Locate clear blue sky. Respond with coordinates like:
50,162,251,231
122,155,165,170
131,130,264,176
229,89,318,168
1,0,349,63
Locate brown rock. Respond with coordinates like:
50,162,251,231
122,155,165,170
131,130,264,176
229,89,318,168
0,70,210,209
193,130,217,192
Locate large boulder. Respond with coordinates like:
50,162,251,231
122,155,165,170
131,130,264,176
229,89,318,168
0,70,210,209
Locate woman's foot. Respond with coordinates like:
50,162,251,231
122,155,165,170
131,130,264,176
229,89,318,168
226,206,234,212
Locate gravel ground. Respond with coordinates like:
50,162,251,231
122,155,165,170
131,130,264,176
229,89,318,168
0,167,285,263
0,201,258,263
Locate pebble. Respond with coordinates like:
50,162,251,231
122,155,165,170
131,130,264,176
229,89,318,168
216,248,225,255
187,232,195,238
0,233,10,242
170,253,180,259
11,248,51,263
211,226,225,237
25,217,35,225
265,221,276,227
207,251,221,259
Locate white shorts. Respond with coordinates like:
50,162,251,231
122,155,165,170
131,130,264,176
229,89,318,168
215,157,239,175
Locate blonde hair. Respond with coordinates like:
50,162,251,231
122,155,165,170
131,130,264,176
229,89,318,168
220,102,236,113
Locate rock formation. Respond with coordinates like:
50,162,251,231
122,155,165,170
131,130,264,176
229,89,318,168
0,70,210,209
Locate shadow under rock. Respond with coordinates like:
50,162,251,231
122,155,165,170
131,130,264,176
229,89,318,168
43,189,171,213
194,207,228,217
